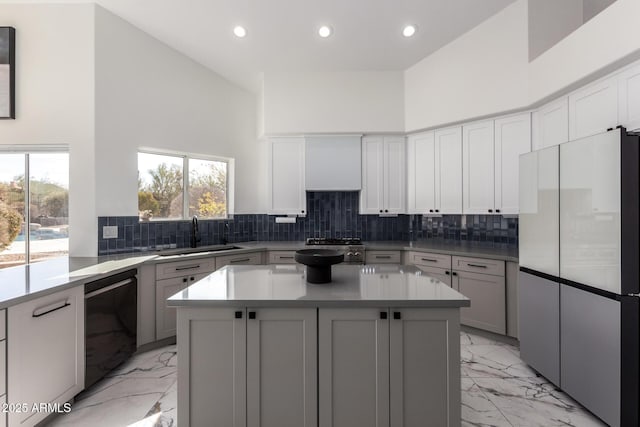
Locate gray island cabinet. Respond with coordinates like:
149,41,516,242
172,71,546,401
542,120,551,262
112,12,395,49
168,264,470,427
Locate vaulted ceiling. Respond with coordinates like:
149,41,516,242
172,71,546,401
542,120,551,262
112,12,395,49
7,0,515,91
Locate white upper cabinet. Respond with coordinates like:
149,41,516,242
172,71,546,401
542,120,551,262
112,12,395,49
267,137,306,215
383,137,406,214
360,137,385,214
532,97,569,150
434,127,463,214
494,113,531,214
462,120,495,214
360,136,405,215
407,132,436,214
618,62,640,131
568,76,618,141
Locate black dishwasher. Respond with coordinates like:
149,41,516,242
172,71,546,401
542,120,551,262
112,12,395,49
85,268,137,388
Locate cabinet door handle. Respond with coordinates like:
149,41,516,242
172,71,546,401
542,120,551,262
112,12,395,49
445,271,451,275
190,276,195,281
235,311,243,319
429,209,434,213
488,209,493,213
496,209,501,213
248,311,256,319
380,311,388,320
467,263,487,268
452,272,458,276
33,300,71,318
384,209,389,213
420,258,437,262
393,311,402,320
435,209,440,213
175,264,200,271
182,278,187,283
376,255,392,259
379,210,383,213
230,258,251,263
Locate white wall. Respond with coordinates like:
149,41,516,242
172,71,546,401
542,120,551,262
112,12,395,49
529,0,640,102
404,0,530,133
262,71,404,135
95,7,263,220
528,0,583,61
0,3,96,257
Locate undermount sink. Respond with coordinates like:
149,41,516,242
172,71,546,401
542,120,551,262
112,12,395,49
157,245,241,257
295,249,344,284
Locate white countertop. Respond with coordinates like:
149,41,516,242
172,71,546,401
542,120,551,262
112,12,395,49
167,264,470,308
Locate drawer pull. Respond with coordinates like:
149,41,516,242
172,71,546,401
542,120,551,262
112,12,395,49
278,256,294,259
231,258,251,263
375,255,392,259
467,263,487,268
33,300,71,318
175,264,200,271
420,258,438,262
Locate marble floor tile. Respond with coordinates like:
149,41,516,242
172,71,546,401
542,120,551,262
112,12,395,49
462,344,537,379
473,376,607,427
461,378,512,427
47,377,175,427
107,345,177,380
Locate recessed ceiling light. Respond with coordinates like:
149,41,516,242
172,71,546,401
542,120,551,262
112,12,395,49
233,26,247,38
402,25,417,38
318,25,332,38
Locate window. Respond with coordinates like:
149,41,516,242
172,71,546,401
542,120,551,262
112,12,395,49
0,151,69,269
138,151,229,221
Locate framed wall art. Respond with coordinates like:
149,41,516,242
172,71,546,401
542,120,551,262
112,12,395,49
0,27,15,119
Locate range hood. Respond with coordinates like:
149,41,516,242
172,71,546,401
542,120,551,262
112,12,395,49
305,135,361,191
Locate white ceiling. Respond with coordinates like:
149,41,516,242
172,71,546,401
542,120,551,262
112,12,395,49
7,0,515,91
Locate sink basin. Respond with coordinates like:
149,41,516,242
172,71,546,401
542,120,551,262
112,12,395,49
157,245,241,257
295,249,344,284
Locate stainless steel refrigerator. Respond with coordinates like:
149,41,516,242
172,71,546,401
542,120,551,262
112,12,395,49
518,127,639,427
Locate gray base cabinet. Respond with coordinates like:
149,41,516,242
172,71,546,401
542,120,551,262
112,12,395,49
247,308,317,427
389,308,461,427
452,256,506,335
319,308,460,427
179,306,461,427
453,270,505,334
156,272,210,340
319,309,389,427
178,307,317,427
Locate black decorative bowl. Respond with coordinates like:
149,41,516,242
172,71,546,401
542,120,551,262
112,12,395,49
294,249,344,284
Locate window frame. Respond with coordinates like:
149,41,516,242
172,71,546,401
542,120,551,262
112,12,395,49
0,145,70,266
137,148,233,221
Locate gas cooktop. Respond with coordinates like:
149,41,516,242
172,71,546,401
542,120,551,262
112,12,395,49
305,237,362,246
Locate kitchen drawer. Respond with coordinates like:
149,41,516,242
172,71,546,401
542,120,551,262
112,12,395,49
0,309,5,341
416,265,452,287
407,251,451,270
216,251,263,269
452,256,504,277
156,257,217,280
268,251,298,264
365,250,401,264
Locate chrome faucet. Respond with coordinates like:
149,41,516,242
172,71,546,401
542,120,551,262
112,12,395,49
190,215,201,248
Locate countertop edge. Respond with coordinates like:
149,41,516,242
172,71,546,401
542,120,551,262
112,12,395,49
166,299,471,308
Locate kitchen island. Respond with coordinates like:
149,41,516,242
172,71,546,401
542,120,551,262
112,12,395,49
168,264,470,427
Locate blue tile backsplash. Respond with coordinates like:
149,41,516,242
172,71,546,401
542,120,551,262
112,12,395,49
98,192,518,255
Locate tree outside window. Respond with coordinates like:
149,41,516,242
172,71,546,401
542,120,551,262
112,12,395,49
138,152,228,221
